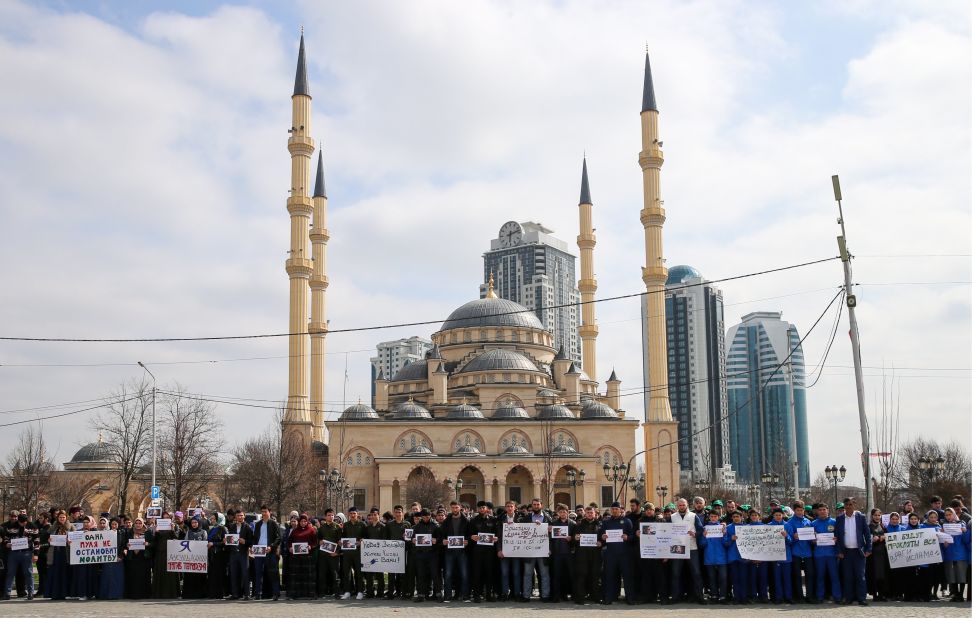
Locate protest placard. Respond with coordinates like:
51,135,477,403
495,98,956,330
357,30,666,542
447,535,465,548
156,518,172,531
606,529,624,543
166,539,208,573
639,522,689,560
128,537,145,551
943,523,964,536
936,532,952,544
551,526,569,539
886,528,942,569
292,542,309,555
816,532,835,546
477,533,496,546
403,529,414,541
50,535,67,547
11,537,29,551
361,539,405,574
250,545,269,557
69,530,117,565
796,527,816,541
579,534,598,547
414,534,432,547
735,525,786,561
881,514,891,529
320,540,338,554
502,523,549,558
72,522,85,531
340,538,358,551
704,525,724,538
146,507,162,519
223,534,239,546
68,531,86,543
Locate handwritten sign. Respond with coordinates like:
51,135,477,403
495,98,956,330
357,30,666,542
156,518,172,531
704,525,724,538
320,540,337,554
640,522,689,560
735,525,786,562
886,528,942,569
361,539,405,574
69,530,117,565
50,535,67,547
936,532,952,544
943,523,964,535
606,529,624,543
292,542,309,555
68,531,86,542
10,537,29,551
128,537,146,551
166,539,208,573
414,534,432,547
796,527,816,541
579,533,598,547
502,523,549,558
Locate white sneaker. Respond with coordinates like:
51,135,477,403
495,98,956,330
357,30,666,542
340,592,351,600
356,592,364,600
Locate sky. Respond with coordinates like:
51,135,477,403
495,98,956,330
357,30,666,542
0,0,969,488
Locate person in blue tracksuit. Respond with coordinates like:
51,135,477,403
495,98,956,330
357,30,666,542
745,508,769,602
726,511,748,604
598,502,635,605
835,496,872,606
812,504,841,603
699,510,728,603
884,513,908,601
768,508,793,603
786,500,814,603
941,508,970,602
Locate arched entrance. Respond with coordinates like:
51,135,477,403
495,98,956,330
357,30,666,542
554,465,579,508
457,466,485,507
505,465,533,506
404,466,436,507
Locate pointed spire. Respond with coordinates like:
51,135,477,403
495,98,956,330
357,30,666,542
579,156,592,205
313,149,327,198
641,49,657,112
566,361,581,375
485,271,498,299
376,368,385,381
608,368,619,382
555,344,567,361
294,32,310,97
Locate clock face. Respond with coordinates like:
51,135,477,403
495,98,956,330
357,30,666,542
499,221,523,247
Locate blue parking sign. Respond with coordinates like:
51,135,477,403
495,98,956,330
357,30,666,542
151,485,160,500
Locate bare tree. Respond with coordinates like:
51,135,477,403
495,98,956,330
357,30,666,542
92,379,153,515
1,426,56,514
872,368,903,511
42,474,98,513
894,437,972,507
405,470,451,510
156,385,224,510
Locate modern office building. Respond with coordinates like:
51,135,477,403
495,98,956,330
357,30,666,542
370,336,433,403
642,265,730,486
481,221,581,366
725,311,810,489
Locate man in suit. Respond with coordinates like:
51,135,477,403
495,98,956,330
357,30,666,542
252,506,281,600
226,509,256,599
835,496,872,606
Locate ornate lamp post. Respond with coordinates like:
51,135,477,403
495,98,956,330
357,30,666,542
604,462,629,498
445,478,463,501
697,478,711,499
760,471,780,503
824,465,846,508
747,483,760,505
630,473,646,503
566,469,586,506
655,485,668,505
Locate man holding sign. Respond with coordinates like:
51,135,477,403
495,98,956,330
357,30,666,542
225,510,254,600
252,506,281,600
2,514,35,600
599,501,634,605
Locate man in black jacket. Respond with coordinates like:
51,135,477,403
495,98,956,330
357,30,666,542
550,503,577,602
252,506,281,600
226,510,255,599
362,510,385,598
383,505,413,599
573,505,602,604
442,501,470,601
412,509,442,601
518,498,552,602
468,501,498,602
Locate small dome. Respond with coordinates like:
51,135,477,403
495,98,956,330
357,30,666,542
446,403,484,420
454,444,483,455
580,400,619,419
536,404,575,420
459,349,540,374
340,403,379,421
70,441,112,464
536,388,560,398
551,443,579,456
441,297,544,331
390,400,432,420
491,401,530,420
403,444,434,456
666,264,702,285
311,441,329,457
391,359,429,382
501,444,531,456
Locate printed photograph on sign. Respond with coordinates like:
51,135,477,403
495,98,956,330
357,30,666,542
477,533,495,546
415,534,432,546
403,529,414,540
320,540,338,554
223,534,239,546
292,542,309,555
340,538,358,550
146,507,162,519
551,526,568,539
72,522,85,531
447,535,464,548
250,545,269,556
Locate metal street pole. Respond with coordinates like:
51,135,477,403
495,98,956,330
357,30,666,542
832,175,872,513
137,362,157,491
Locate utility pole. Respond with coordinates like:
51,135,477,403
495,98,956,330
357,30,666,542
138,362,157,491
831,175,872,513
787,358,800,501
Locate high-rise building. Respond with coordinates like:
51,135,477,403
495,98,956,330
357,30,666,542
726,311,810,489
642,265,730,485
370,336,433,397
481,221,581,366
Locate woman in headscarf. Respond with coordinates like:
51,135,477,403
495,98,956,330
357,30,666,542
865,508,889,602
179,516,209,599
286,513,318,599
68,516,99,600
151,511,181,598
124,517,152,599
45,510,71,600
97,517,126,599
206,511,228,599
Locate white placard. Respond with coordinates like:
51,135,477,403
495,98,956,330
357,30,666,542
816,532,835,546
223,534,239,546
579,533,598,547
361,539,406,574
156,518,172,531
943,523,964,535
414,534,432,547
704,524,724,538
639,522,689,559
10,537,29,551
447,535,465,548
881,514,891,529
50,534,67,547
551,526,569,539
128,537,146,551
340,537,358,551
501,523,550,558
796,527,816,541
146,507,162,519
68,531,86,542
477,533,496,546
403,529,414,541
166,539,208,573
735,525,786,562
72,522,85,531
606,529,624,543
292,542,309,555
320,540,338,553
69,530,117,565
886,528,943,569
936,532,953,544
251,544,269,556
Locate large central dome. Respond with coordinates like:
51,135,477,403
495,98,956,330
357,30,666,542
441,297,544,331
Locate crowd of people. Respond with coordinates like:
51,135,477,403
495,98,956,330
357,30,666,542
2,493,970,605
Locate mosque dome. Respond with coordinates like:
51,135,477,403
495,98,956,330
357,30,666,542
70,441,112,464
390,400,432,420
441,297,544,331
446,403,485,420
491,401,530,420
501,444,531,456
403,444,434,456
391,359,429,382
666,264,702,285
460,349,539,374
454,444,483,455
551,443,579,456
580,399,619,419
339,403,380,421
536,404,575,420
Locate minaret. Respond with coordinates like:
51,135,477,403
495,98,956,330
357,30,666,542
309,148,329,443
282,33,315,444
576,157,598,382
638,50,679,492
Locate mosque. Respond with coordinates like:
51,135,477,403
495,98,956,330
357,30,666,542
279,36,679,511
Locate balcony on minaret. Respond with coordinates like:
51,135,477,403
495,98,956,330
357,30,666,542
641,265,668,286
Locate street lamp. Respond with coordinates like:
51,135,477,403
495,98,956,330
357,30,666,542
747,483,760,505
824,465,846,508
566,469,586,506
630,473,645,502
698,478,710,498
604,462,629,498
444,477,463,501
137,361,157,491
760,471,780,503
655,485,668,505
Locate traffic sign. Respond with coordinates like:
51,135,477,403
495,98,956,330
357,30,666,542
151,485,160,500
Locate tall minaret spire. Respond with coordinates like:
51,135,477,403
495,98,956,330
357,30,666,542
577,156,598,382
309,148,329,442
638,50,679,493
282,32,315,444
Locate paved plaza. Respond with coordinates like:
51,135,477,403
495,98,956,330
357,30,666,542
1,599,969,618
